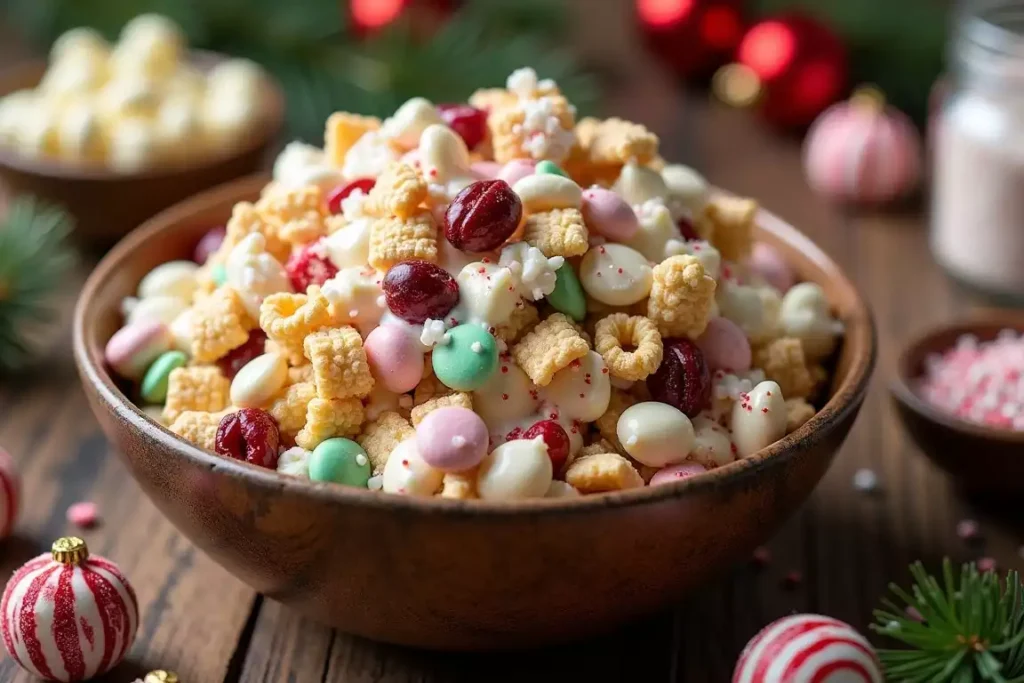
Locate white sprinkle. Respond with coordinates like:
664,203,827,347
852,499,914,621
451,435,467,448
471,341,483,353
852,468,878,492
355,453,368,467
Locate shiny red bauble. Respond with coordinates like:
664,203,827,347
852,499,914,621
636,0,746,79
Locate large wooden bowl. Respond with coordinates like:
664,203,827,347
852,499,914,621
0,56,284,246
73,174,876,650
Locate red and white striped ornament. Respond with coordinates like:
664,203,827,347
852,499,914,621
1,537,138,682
733,614,883,683
803,87,922,205
0,445,19,538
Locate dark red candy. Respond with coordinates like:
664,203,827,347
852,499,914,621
326,178,376,214
677,217,700,242
437,103,488,150
646,338,711,417
522,419,571,473
286,238,338,292
193,226,226,265
444,180,522,252
382,259,459,324
216,330,268,379
215,408,281,469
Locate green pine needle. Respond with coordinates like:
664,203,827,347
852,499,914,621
872,560,1024,683
0,197,75,373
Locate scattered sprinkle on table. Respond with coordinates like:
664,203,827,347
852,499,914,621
852,468,878,493
751,546,771,567
782,570,802,588
955,519,980,541
66,501,99,528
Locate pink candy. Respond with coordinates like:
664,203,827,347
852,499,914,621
747,242,796,293
416,407,489,472
650,462,707,486
696,317,752,373
364,324,424,394
581,187,639,241
471,161,502,180
496,159,536,187
105,320,172,380
66,501,99,528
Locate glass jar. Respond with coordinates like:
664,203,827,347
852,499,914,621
931,0,1024,301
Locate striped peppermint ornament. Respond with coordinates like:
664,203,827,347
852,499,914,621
733,614,883,683
0,446,19,538
803,87,922,205
1,537,138,682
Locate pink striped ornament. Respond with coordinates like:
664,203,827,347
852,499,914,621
733,614,882,683
1,537,138,682
0,446,19,539
803,88,922,205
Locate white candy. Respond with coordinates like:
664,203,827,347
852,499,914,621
169,309,194,353
499,242,563,301
473,358,539,429
320,267,386,335
476,437,554,501
127,295,189,326
342,130,399,180
661,163,709,215
547,480,580,498
419,124,472,194
579,243,653,306
730,380,787,457
613,161,669,206
512,174,583,212
779,282,843,361
230,352,288,408
543,350,611,422
450,261,519,329
108,118,161,172
56,101,105,161
138,261,199,301
688,415,735,468
625,199,679,262
226,233,293,319
277,447,311,478
381,97,444,150
382,438,444,496
324,201,373,270
666,239,721,280
419,319,449,348
617,402,695,468
717,281,781,345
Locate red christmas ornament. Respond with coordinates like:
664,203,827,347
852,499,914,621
636,0,746,79
714,14,848,128
0,446,19,539
2,537,139,682
348,0,456,37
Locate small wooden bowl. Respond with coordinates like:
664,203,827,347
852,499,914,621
73,175,876,650
891,317,1024,495
0,56,284,246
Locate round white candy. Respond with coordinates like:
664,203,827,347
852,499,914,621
543,350,611,422
156,96,201,149
476,437,553,501
15,99,61,158
115,13,183,77
127,295,189,326
230,352,288,408
617,401,695,468
717,281,781,345
688,415,735,468
730,380,787,457
613,161,669,206
138,261,199,301
473,358,539,429
579,243,653,306
382,438,444,496
779,282,842,361
419,124,471,185
512,173,583,212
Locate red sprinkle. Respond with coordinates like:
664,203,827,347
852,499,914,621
66,502,99,528
782,571,803,588
751,546,771,567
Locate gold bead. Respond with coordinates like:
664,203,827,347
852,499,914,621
144,671,179,683
51,537,89,565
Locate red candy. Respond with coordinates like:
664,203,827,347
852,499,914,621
444,180,523,252
326,178,376,214
437,103,488,150
193,225,226,265
286,238,338,292
382,259,459,324
677,217,700,242
647,338,711,417
522,420,571,473
215,408,280,469
217,329,268,379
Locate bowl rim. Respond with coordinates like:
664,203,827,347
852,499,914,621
73,173,877,517
0,52,285,182
889,317,1024,445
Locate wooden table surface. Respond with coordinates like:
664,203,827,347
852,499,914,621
0,38,1018,683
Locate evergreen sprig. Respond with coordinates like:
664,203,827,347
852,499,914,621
0,197,76,373
872,559,1024,683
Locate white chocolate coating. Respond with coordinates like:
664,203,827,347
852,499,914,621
225,234,293,320
579,243,653,306
419,124,475,201
717,281,781,345
730,380,787,457
617,401,695,468
666,239,721,280
230,352,288,408
476,437,554,500
342,130,399,180
661,163,709,216
499,242,564,301
779,282,842,361
543,350,611,422
138,260,199,301
272,142,346,192
321,267,387,336
324,192,373,270
688,415,735,468
277,446,311,478
473,357,540,429
512,173,583,212
449,261,519,330
382,438,444,496
381,97,444,150
626,199,679,262
613,161,669,206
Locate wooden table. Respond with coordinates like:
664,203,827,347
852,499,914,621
0,49,1016,683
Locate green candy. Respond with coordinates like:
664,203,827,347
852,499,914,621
140,350,188,404
432,324,498,391
535,160,567,177
547,263,587,322
309,438,371,487
211,263,228,286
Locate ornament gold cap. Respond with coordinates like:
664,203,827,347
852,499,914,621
51,537,89,565
712,64,763,109
850,85,886,114
145,671,179,683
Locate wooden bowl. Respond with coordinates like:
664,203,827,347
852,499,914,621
0,56,284,247
890,317,1024,495
73,175,876,650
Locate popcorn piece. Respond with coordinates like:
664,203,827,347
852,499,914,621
511,313,590,386
260,292,333,365
163,366,231,423
565,452,644,493
190,287,254,362
753,337,815,399
698,196,757,263
365,162,428,220
325,111,380,167
488,93,576,164
596,388,637,453
410,392,473,426
647,255,716,339
594,313,664,382
357,410,415,474
439,469,478,500
303,326,374,399
222,201,290,263
494,302,540,344
168,409,229,452
295,397,365,450
583,117,659,167
522,208,589,258
268,381,317,441
785,398,816,433
368,211,438,270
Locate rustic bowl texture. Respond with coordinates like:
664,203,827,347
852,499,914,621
73,174,876,650
0,56,284,247
891,317,1024,495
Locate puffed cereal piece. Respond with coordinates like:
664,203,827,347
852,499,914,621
287,364,314,386
647,255,717,339
785,398,816,434
698,196,757,263
439,469,478,500
753,337,815,399
357,410,415,474
410,392,473,427
565,452,644,493
468,88,517,112
365,162,428,220
325,111,381,167
260,292,333,365
488,94,576,164
595,388,636,453
304,326,374,400
584,117,659,167
163,366,231,423
367,211,438,270
493,301,540,344
256,185,327,246
222,201,290,263
295,397,365,450
594,314,664,382
190,287,254,363
413,372,451,406
268,381,317,441
168,409,230,452
511,313,590,386
522,208,589,258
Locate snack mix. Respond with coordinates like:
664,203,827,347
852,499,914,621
0,15,266,171
106,68,845,500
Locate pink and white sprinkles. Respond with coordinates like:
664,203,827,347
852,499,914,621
919,331,1024,429
733,614,882,683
